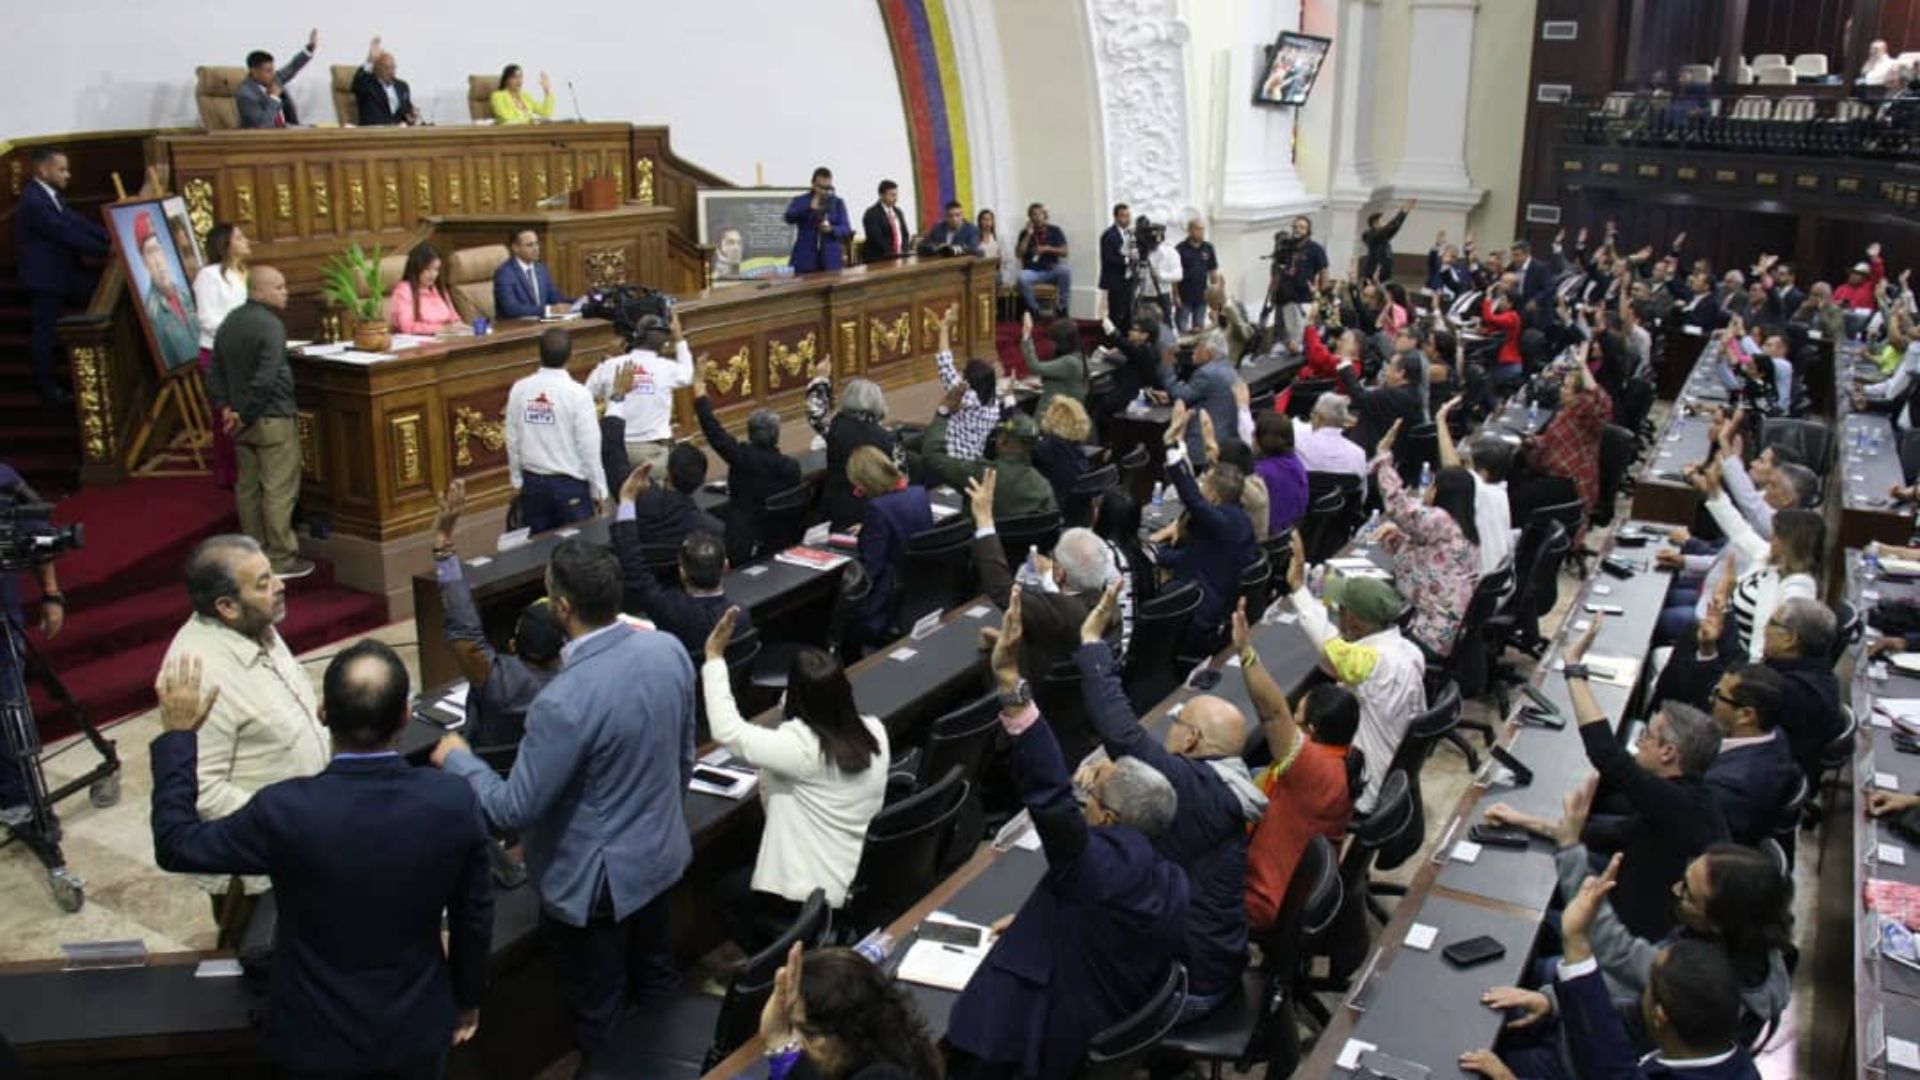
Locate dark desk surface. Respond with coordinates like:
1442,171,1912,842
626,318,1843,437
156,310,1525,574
1838,407,1914,552
1633,411,1715,526
0,955,256,1052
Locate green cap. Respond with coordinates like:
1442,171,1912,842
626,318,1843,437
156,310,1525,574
1325,573,1404,626
1001,413,1039,442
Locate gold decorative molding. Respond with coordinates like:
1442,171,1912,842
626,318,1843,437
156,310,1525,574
584,248,628,290
767,331,818,389
838,320,859,376
415,172,432,213
390,412,424,488
560,159,575,195
8,160,21,197
447,172,464,209
1635,163,1661,179
1676,166,1699,181
506,168,522,205
347,177,366,218
702,345,753,398
309,178,330,221
634,158,655,205
181,177,215,247
976,294,993,341
868,312,912,363
234,183,254,224
1837,176,1862,194
1712,168,1738,184
921,303,958,351
533,166,548,199
452,405,504,468
477,169,494,208
69,345,113,463
382,175,400,215
611,160,626,200
1596,161,1620,176
297,410,322,483
1754,170,1779,186
1793,174,1819,190
274,182,292,221
1561,159,1583,173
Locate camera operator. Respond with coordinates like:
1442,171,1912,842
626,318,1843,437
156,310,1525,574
1267,215,1328,350
1099,203,1139,335
0,464,66,828
584,305,693,476
1141,219,1183,324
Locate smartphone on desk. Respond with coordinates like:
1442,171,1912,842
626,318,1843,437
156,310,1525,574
1469,824,1531,849
1441,935,1508,969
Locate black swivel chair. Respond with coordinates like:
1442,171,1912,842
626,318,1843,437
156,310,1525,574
1760,417,1834,476
1123,582,1203,711
1083,963,1190,1079
757,481,816,558
1528,498,1591,577
631,541,682,587
1367,682,1461,923
1447,568,1514,762
1298,486,1350,564
748,563,873,695
1310,768,1417,1010
1068,464,1120,527
896,517,977,627
996,510,1064,567
583,889,832,1079
841,765,969,937
1236,559,1275,623
1285,379,1336,420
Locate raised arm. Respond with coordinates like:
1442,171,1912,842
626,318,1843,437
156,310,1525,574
432,481,498,688
1075,581,1169,770
701,609,830,778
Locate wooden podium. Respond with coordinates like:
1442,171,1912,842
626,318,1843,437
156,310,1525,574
428,205,681,298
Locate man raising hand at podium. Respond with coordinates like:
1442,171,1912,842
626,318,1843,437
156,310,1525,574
784,167,851,274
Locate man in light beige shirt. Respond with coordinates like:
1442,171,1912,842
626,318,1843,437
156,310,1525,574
159,534,329,939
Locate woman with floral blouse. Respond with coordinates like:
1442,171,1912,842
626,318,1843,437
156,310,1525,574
1371,420,1481,658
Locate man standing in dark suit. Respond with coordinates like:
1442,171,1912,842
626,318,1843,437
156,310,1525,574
1099,203,1138,335
236,30,318,129
15,148,107,404
783,167,853,274
351,36,418,126
149,641,494,1078
859,180,912,264
492,228,571,319
1511,239,1554,305
945,592,1188,1080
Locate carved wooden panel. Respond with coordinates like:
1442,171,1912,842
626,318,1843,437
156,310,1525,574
765,327,820,391
866,307,914,369
919,298,960,352
446,388,510,474
388,411,427,496
697,339,756,405
297,410,323,483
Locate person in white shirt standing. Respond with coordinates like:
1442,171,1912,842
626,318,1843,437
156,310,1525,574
505,328,607,535
1435,396,1515,581
585,308,693,476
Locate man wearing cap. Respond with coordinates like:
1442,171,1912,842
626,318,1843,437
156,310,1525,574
132,209,201,372
584,307,693,477
924,389,1057,520
1834,245,1885,310
1283,536,1425,811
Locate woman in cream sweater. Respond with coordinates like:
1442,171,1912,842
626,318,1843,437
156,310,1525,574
703,608,888,952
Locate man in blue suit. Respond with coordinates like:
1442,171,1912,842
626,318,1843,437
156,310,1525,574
1512,239,1555,306
149,640,494,1078
946,590,1189,1080
15,148,107,403
783,166,852,274
492,228,571,319
433,539,696,1057
1701,664,1801,845
1462,857,1759,1080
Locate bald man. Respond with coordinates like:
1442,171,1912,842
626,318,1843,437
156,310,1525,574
208,265,312,578
1074,581,1263,1023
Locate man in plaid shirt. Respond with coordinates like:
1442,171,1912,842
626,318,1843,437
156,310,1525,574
932,310,1008,461
1524,342,1613,530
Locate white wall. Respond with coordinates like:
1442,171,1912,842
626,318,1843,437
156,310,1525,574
4,0,918,222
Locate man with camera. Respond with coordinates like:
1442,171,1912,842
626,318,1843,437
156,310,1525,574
0,465,66,828
585,306,693,477
783,167,852,274
1099,203,1139,336
1267,215,1328,350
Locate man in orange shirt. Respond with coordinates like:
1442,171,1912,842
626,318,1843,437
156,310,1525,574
1234,599,1358,930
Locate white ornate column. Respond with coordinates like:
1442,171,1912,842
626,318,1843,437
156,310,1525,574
1323,0,1387,273
1207,0,1321,304
1085,0,1193,227
946,3,1017,228
1387,0,1485,234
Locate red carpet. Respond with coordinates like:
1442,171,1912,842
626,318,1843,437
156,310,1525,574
24,475,389,738
992,318,1101,379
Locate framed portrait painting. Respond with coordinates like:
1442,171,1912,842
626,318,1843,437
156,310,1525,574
697,188,807,281
104,195,204,376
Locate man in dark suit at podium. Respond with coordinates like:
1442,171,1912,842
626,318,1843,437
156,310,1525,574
15,148,107,404
149,641,494,1077
1099,203,1138,335
784,167,852,274
493,228,571,319
352,36,418,126
860,179,912,264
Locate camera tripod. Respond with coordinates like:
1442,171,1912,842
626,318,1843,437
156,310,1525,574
0,612,121,913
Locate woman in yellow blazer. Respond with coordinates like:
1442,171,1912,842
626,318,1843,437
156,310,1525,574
491,64,555,124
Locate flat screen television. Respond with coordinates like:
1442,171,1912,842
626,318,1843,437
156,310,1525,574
1253,31,1332,107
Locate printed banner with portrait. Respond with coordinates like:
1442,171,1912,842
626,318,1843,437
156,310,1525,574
104,195,205,376
697,188,807,281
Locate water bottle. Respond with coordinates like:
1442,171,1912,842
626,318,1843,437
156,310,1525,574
853,929,895,965
1526,400,1541,433
1151,481,1165,507
1021,545,1040,586
1865,541,1884,583
1361,510,1381,542
1418,462,1434,493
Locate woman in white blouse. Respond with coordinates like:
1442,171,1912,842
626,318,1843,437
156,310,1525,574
703,607,889,951
192,223,250,488
1697,460,1822,660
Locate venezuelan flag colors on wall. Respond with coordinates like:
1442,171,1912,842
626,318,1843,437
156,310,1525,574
876,0,973,229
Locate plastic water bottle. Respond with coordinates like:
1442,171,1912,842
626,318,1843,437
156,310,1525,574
1151,481,1166,507
1526,399,1541,433
1418,462,1434,493
853,929,895,965
1022,545,1040,585
1361,510,1381,542
1865,541,1884,582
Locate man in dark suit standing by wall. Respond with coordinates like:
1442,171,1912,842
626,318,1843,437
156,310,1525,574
351,36,418,126
15,148,107,404
149,641,494,1078
859,179,912,264
1099,203,1137,336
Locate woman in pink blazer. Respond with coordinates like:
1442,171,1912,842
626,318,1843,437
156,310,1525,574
390,244,462,334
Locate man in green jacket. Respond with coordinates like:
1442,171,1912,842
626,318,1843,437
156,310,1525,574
923,388,1057,521
207,266,311,579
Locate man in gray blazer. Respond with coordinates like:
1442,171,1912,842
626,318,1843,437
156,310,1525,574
236,29,319,129
433,539,696,1056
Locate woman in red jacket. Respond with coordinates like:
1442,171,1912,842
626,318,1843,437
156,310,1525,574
1481,285,1523,391
1274,307,1361,414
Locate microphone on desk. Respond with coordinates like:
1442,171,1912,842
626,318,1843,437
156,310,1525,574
568,81,585,123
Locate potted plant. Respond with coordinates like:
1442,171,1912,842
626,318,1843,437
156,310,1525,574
318,242,389,352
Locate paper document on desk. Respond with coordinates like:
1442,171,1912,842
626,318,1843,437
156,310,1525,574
896,931,991,991
1881,557,1920,578
1888,655,1920,680
1875,700,1920,734
326,350,398,364
1551,652,1639,689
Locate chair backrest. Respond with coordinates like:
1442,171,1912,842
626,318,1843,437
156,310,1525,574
1832,599,1862,664
1760,417,1833,477
329,65,359,125
916,691,1001,790
705,889,832,1069
1451,567,1513,697
1772,772,1810,841
1299,486,1351,563
1678,63,1715,85
1068,463,1119,527
846,765,969,930
1286,378,1337,419
759,481,815,557
1084,963,1189,1071
898,516,977,626
827,560,876,662
1123,581,1203,708
1790,53,1827,77
469,74,497,121
1350,768,1413,856
724,624,762,694
997,510,1064,567
1817,706,1858,771
444,244,511,322
1752,53,1788,69
1259,529,1296,590
1755,64,1796,85
1393,422,1441,487
632,542,682,586
1117,443,1151,473
1237,559,1275,622
195,65,248,130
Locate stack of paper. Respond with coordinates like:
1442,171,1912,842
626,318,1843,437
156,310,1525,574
1876,699,1920,735
896,919,994,991
776,547,852,572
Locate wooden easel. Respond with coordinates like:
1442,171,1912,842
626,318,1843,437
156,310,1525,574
114,166,214,476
